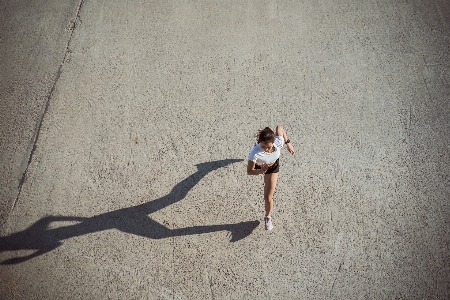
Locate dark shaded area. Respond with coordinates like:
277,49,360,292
0,159,259,264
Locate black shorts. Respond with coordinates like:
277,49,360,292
255,158,280,174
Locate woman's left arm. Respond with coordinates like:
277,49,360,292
276,125,295,155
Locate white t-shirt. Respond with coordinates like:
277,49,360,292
248,136,284,165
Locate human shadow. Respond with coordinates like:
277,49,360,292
0,159,259,264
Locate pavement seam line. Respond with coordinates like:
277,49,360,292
11,0,86,211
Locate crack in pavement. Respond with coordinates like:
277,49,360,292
12,0,86,211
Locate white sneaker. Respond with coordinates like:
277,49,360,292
264,216,273,230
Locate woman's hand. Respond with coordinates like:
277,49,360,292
247,160,268,175
286,143,295,155
261,163,269,174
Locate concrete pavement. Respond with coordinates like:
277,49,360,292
1,0,449,298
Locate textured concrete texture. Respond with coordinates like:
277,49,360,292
0,0,81,231
1,0,449,299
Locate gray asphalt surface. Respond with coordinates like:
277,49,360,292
1,0,449,299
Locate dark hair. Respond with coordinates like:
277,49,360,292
256,127,275,144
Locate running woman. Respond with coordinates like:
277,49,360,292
247,125,295,230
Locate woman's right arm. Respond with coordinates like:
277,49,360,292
247,160,268,175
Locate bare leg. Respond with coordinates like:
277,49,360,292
264,172,278,217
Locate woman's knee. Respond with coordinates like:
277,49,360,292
264,195,274,203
